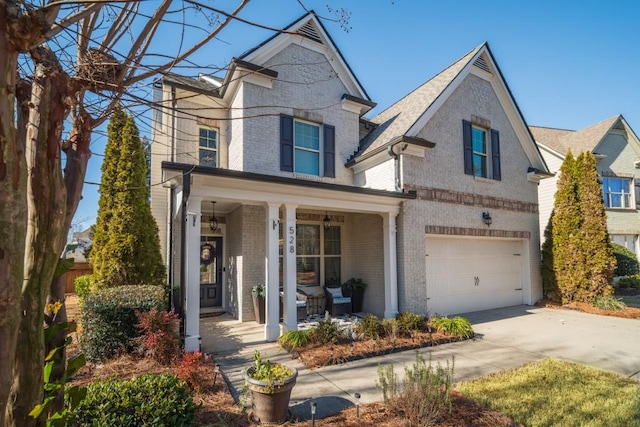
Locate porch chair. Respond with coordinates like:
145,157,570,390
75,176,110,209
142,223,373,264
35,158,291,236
323,285,351,316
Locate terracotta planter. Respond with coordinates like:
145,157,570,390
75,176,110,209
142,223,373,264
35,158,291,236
252,295,265,324
244,366,298,424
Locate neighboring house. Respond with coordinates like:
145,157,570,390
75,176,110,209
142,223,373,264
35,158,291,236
532,116,640,257
64,227,92,263
150,11,549,351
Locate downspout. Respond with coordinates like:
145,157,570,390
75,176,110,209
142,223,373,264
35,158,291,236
170,85,177,162
387,141,409,192
179,171,191,321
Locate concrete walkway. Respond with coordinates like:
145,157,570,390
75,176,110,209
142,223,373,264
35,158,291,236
202,305,640,420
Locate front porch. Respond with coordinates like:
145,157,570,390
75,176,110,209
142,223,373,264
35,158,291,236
163,163,414,351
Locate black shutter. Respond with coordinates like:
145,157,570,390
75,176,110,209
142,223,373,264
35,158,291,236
462,120,473,175
280,115,293,172
323,124,335,178
491,129,501,180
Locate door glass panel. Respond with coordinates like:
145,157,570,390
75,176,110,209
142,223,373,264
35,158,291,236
297,257,320,285
200,239,217,284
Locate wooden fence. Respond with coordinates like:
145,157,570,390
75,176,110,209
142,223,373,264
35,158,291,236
64,262,93,294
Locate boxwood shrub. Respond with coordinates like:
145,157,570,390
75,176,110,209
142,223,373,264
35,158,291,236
81,285,166,362
612,243,639,277
74,373,198,426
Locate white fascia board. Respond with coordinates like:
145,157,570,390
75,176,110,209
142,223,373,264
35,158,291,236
189,175,402,215
350,150,390,175
537,142,565,161
341,98,365,114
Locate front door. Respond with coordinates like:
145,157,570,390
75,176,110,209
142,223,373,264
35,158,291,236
200,237,223,307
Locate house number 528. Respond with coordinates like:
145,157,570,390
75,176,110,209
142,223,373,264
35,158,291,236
288,226,295,253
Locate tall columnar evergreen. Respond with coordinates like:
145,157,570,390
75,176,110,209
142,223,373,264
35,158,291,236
575,152,615,300
91,109,165,289
542,151,615,303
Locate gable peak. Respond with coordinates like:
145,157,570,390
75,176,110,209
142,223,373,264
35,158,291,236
296,19,323,45
472,52,492,74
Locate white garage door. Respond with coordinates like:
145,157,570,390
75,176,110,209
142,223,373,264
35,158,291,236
425,236,524,316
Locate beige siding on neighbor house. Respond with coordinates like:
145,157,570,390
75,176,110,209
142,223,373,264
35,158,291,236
538,146,563,240
396,73,542,313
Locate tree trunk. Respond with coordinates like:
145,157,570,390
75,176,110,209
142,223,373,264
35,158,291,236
0,4,27,425
11,47,68,427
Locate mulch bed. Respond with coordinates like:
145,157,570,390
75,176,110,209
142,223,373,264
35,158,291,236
290,330,469,369
536,294,640,319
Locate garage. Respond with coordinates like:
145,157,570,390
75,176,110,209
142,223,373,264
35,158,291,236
425,236,524,316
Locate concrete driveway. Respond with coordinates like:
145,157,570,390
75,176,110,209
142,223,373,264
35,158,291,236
206,305,640,420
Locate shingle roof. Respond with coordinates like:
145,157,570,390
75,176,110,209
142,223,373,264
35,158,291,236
162,73,221,96
350,44,483,161
530,115,621,155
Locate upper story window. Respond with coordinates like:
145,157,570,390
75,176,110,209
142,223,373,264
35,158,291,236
294,120,321,175
472,127,487,177
199,128,218,167
602,177,632,208
463,119,501,180
280,115,335,178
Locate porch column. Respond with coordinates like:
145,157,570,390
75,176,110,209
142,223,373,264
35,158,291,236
184,197,202,351
265,203,281,341
283,204,298,331
383,212,399,318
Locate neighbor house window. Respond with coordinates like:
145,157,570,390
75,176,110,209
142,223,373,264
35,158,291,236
199,128,218,167
279,223,341,286
602,177,632,208
294,120,321,176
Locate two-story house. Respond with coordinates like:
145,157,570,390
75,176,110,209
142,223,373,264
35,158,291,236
150,12,549,351
532,116,640,256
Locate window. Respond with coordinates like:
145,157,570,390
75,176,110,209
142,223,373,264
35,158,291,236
463,120,501,180
279,223,341,286
280,115,335,177
472,127,487,177
294,121,320,175
199,128,218,167
602,177,632,208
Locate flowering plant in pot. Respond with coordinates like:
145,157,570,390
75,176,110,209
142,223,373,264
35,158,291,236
244,350,297,424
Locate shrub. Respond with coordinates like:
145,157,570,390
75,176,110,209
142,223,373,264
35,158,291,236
618,275,640,289
135,309,181,364
377,352,454,426
81,285,166,362
356,314,383,340
310,318,339,345
431,316,474,339
278,329,312,350
382,318,399,340
74,274,92,301
173,351,208,393
74,373,198,426
612,243,639,277
593,296,627,311
396,311,424,334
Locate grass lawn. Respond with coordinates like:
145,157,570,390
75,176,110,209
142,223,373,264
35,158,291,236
622,294,640,308
458,359,640,427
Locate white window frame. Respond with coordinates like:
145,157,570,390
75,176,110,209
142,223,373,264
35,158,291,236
199,127,218,167
602,176,633,209
472,125,489,178
293,119,322,176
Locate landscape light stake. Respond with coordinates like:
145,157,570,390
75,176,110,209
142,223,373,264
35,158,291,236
354,392,361,418
213,363,220,387
310,400,317,427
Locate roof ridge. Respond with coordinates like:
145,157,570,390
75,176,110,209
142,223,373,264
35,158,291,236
529,125,576,132
370,43,483,121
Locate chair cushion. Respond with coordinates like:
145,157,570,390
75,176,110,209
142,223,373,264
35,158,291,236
332,296,351,304
296,300,306,307
326,287,343,298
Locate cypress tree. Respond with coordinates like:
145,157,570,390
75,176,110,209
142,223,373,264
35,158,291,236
91,110,165,288
575,152,615,300
542,150,616,303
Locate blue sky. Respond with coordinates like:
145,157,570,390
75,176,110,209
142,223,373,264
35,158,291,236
71,0,640,234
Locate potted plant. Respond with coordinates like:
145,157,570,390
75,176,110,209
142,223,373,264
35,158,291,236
244,350,298,424
343,278,367,313
252,284,266,324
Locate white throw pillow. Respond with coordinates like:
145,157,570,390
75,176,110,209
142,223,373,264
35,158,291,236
326,287,343,298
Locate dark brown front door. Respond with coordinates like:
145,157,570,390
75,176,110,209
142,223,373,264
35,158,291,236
200,237,222,307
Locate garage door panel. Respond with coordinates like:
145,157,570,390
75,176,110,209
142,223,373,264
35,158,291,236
425,237,524,315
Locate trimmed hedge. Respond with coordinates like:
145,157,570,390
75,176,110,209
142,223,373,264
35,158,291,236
74,274,92,301
81,285,166,362
612,243,639,277
74,373,198,426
